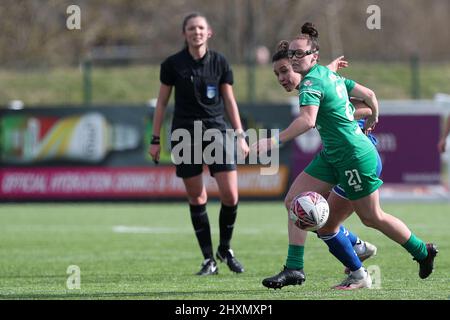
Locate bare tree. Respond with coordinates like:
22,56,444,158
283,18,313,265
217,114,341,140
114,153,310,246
0,0,449,67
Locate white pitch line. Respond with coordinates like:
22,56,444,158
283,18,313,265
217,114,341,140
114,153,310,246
112,226,185,234
112,225,286,235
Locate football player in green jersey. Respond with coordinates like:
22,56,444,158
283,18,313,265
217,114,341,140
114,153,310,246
269,40,380,285
255,22,437,290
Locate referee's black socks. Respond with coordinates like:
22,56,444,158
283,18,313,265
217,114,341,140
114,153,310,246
218,203,238,254
189,203,213,260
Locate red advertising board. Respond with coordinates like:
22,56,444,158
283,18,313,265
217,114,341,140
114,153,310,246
0,165,289,200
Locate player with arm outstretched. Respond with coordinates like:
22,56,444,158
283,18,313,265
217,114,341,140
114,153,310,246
255,22,437,290
265,41,380,289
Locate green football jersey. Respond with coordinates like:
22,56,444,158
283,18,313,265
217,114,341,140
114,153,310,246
298,64,375,166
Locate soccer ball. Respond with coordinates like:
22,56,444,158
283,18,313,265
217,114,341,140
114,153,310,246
289,191,329,231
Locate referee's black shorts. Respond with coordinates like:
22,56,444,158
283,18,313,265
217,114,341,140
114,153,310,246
170,130,237,178
170,117,237,178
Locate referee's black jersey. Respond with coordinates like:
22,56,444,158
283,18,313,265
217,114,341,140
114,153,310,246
160,47,234,123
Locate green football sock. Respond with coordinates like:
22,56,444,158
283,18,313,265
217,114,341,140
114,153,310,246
402,233,428,261
285,245,304,270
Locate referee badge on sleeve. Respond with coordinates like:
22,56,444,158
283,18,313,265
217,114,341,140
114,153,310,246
206,85,217,99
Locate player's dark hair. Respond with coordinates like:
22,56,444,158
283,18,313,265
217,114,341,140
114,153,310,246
296,22,320,52
272,40,289,62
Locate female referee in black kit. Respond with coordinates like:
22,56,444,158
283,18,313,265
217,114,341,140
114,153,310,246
149,13,249,276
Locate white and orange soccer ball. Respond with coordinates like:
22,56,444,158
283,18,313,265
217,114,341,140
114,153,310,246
289,191,329,231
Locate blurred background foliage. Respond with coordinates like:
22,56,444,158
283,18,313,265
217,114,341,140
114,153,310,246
1,0,449,105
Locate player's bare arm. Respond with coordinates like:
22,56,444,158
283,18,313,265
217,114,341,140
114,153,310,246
349,83,379,130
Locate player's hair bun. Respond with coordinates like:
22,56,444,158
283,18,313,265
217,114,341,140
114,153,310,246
301,22,319,39
276,40,289,52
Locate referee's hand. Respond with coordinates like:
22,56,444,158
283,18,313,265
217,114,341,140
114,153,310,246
149,144,161,164
237,138,250,161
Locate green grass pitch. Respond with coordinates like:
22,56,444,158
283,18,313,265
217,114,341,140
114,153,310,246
0,202,448,300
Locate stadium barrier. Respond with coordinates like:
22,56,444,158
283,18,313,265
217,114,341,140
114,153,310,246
0,104,292,201
1,100,449,201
